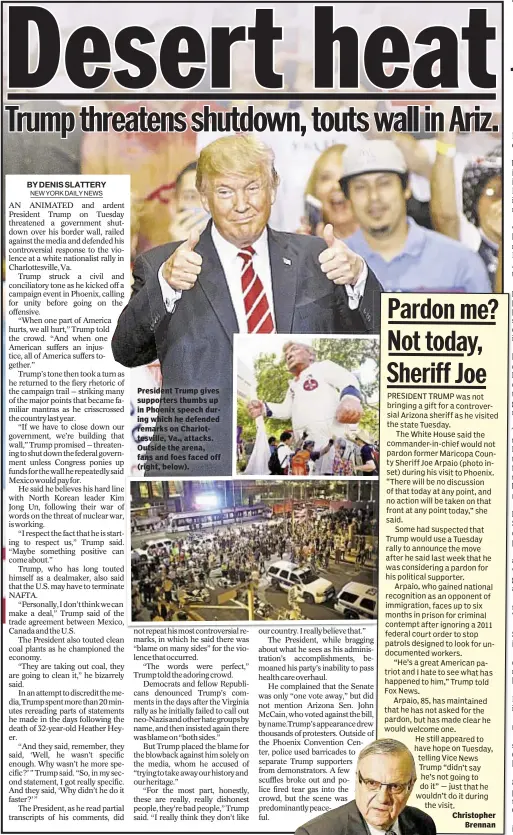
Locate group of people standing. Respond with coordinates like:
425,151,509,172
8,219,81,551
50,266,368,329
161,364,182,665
243,341,378,476
131,506,377,621
265,431,378,477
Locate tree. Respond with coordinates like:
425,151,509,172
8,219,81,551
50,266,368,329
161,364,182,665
312,338,379,403
236,397,258,442
312,338,379,437
237,340,380,471
254,341,379,434
254,352,291,436
312,337,379,368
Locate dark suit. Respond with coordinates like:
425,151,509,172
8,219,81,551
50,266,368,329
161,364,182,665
112,222,382,475
295,799,436,835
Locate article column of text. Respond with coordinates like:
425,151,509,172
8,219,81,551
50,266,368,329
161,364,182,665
5,175,131,831
378,294,507,834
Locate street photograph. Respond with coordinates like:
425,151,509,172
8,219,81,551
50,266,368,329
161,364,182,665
131,479,378,622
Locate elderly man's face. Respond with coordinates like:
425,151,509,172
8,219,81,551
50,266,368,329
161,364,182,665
284,343,313,374
200,171,275,248
355,752,415,830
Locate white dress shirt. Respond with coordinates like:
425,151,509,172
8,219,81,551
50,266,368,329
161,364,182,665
209,225,276,332
367,821,401,835
158,224,367,321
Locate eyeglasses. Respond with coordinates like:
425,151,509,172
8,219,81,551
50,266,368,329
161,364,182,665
358,772,413,795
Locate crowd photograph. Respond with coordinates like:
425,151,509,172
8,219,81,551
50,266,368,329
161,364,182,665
236,336,378,476
131,479,378,623
5,3,502,479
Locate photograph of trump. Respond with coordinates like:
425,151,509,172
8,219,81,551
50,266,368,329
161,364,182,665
112,135,382,476
296,739,436,835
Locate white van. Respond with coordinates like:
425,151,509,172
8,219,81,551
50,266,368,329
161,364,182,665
334,582,377,619
266,560,335,604
131,548,148,563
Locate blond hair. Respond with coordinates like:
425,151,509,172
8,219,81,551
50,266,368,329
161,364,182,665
283,341,316,361
305,144,347,198
196,135,280,193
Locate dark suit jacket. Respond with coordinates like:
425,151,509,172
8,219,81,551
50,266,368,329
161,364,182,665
295,799,436,835
112,222,382,475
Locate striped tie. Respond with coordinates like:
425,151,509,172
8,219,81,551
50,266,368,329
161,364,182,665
238,246,275,334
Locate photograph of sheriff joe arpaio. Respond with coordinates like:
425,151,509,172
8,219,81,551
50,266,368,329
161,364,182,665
296,739,436,835
386,297,488,387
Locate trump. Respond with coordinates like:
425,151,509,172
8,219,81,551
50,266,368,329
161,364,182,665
112,135,382,475
296,739,436,835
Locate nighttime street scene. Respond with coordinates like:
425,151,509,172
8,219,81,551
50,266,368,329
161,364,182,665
131,480,378,622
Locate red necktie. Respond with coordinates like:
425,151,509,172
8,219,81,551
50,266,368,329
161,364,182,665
238,246,275,334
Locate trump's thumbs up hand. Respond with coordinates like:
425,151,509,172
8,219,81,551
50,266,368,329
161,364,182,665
318,223,364,286
162,227,203,290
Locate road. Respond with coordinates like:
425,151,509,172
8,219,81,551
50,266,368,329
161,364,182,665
188,562,377,622
132,524,377,622
131,521,265,550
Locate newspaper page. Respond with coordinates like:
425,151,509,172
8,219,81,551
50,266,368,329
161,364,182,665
2,3,510,835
